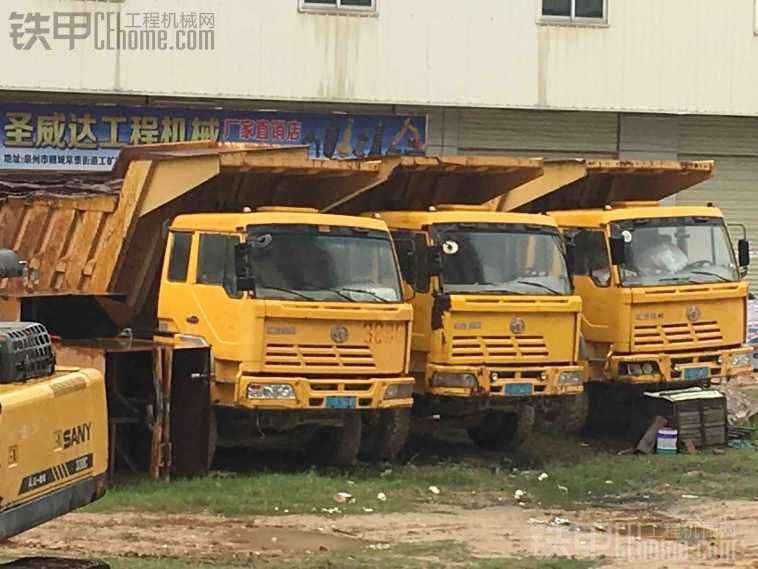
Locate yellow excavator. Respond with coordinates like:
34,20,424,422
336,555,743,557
0,249,109,569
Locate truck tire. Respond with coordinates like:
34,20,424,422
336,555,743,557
535,393,589,434
559,393,589,433
317,413,362,466
360,408,411,462
467,405,535,451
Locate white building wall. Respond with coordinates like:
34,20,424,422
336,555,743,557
3,0,758,116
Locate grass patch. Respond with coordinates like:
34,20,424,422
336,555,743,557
516,445,758,508
87,460,500,516
87,429,758,517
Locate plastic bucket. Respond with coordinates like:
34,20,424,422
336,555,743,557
656,428,678,454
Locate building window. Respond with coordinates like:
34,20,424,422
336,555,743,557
541,0,607,24
300,0,377,14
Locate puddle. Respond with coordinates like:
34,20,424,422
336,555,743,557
2,514,364,561
222,527,362,553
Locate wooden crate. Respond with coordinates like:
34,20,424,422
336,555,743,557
643,388,727,449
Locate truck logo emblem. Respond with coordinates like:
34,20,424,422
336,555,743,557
686,306,701,322
510,317,526,335
331,325,349,344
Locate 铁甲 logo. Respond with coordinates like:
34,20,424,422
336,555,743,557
330,325,349,344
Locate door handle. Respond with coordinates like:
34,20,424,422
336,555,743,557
186,315,199,324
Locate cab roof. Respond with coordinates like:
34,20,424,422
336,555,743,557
549,205,725,228
375,209,560,231
171,210,391,233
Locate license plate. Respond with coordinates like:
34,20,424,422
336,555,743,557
326,396,357,409
504,383,533,396
682,366,710,381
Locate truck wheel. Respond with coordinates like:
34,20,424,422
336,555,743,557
360,408,411,462
467,405,535,451
318,413,362,466
536,393,589,434
559,393,589,433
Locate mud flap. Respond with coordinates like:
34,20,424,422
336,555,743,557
169,347,212,477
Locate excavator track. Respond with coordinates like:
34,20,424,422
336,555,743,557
1,559,109,568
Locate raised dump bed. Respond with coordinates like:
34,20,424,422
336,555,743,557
501,159,714,213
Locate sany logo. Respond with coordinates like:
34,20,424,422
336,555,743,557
63,422,91,449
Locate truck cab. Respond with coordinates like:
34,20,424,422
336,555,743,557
157,207,414,465
378,206,585,448
550,203,752,385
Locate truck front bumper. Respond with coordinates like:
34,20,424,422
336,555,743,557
421,364,585,399
237,375,414,410
608,346,753,384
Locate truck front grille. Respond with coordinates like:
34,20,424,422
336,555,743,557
450,335,549,362
633,321,723,351
264,343,376,371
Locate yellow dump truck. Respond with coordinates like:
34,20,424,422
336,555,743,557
0,143,422,471
0,250,108,548
325,157,587,448
514,160,753,431
157,208,413,465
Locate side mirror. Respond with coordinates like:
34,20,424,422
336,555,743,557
427,244,443,277
402,282,415,302
0,249,25,279
609,236,627,266
738,239,750,268
234,243,256,292
393,238,419,287
564,240,576,278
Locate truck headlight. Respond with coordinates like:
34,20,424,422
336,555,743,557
247,383,296,400
385,383,414,399
730,352,752,369
430,372,477,388
622,362,659,376
557,370,584,385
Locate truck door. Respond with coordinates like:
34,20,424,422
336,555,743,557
186,233,245,366
569,228,617,343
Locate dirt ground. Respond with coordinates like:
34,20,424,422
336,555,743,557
3,497,756,568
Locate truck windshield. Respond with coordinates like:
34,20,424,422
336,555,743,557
612,217,739,287
433,223,571,296
245,225,402,303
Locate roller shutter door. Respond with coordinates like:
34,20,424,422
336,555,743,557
676,155,758,292
678,115,758,292
458,108,618,159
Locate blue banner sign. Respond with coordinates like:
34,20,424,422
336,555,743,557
0,103,428,171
